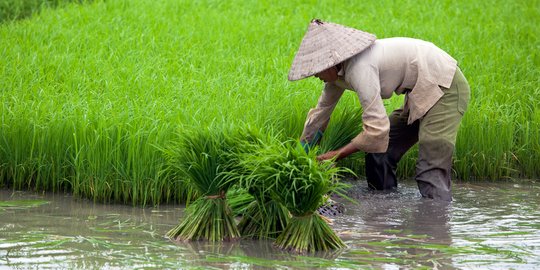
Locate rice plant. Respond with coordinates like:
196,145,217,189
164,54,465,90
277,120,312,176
234,170,290,239
236,199,290,239
0,0,538,205
242,140,349,252
226,187,254,217
0,0,91,23
163,128,242,242
213,127,291,239
318,108,363,154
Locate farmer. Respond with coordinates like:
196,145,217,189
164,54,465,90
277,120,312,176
290,19,470,201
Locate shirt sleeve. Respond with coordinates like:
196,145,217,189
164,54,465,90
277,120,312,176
300,82,345,142
345,62,390,153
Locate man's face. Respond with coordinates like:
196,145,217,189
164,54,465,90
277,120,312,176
314,66,338,83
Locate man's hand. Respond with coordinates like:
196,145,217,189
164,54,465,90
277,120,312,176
317,150,340,161
316,143,360,162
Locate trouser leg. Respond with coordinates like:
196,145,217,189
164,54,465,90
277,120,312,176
416,68,470,201
366,107,419,190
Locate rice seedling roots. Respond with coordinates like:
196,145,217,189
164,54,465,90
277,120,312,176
274,213,346,253
167,197,240,242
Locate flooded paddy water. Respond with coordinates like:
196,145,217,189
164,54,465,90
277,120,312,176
1,180,539,269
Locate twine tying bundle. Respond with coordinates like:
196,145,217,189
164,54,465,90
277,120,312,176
206,190,226,199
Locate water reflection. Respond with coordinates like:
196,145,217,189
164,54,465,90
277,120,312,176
336,182,454,268
1,181,540,269
405,199,452,241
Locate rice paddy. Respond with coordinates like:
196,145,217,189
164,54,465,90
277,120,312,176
0,0,538,206
0,0,539,265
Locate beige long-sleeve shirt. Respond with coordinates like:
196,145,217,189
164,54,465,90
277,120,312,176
301,37,457,153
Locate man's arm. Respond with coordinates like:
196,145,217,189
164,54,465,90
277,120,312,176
317,61,390,161
347,63,390,154
301,82,345,146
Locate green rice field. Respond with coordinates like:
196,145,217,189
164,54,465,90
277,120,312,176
0,0,539,205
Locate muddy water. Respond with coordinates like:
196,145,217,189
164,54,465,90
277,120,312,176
1,181,539,269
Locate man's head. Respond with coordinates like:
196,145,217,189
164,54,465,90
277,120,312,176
287,19,375,81
314,65,339,83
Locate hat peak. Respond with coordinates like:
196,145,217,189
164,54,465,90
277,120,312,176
288,20,376,81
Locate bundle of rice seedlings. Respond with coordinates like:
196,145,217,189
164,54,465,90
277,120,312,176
163,128,242,242
318,108,363,153
236,190,290,239
245,141,350,253
302,107,364,174
224,128,291,239
226,187,254,216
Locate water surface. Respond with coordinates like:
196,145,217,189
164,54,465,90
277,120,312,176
1,180,539,269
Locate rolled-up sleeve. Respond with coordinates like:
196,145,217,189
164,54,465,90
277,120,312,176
346,63,390,153
301,82,345,142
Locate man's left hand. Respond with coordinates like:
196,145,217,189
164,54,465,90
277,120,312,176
316,143,360,162
317,150,340,161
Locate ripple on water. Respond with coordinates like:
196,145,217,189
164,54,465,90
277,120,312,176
1,180,540,269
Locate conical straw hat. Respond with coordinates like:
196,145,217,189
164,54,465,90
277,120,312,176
288,19,376,81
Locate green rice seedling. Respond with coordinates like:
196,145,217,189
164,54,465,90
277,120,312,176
232,172,291,239
236,198,290,239
316,107,364,173
226,187,254,217
244,108,361,233
0,199,49,211
244,140,349,253
0,0,90,23
220,126,291,239
166,196,239,242
318,107,363,154
0,0,539,204
163,128,242,242
234,162,290,241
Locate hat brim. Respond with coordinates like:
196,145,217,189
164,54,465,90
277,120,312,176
288,20,376,81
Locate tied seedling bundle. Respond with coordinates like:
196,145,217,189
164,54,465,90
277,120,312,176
318,108,363,154
235,186,290,239
226,187,255,217
246,141,349,253
163,128,242,242
225,128,291,239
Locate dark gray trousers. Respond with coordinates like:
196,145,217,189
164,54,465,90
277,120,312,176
366,67,470,201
